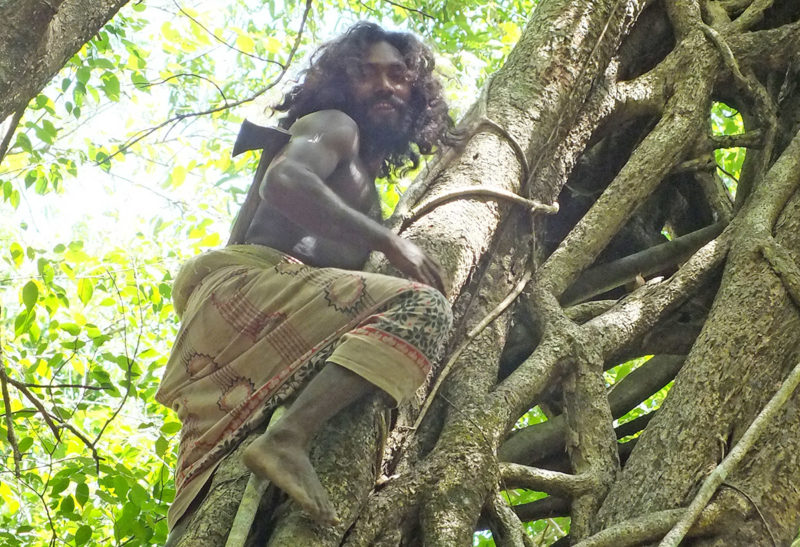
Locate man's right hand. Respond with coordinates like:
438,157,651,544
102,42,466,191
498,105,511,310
383,235,446,294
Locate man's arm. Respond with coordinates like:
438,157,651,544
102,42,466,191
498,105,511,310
261,110,445,292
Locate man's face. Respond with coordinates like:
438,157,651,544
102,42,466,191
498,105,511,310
347,41,413,135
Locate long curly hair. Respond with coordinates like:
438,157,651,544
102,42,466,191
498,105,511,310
274,22,452,176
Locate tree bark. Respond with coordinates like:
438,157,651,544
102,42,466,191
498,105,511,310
0,0,129,123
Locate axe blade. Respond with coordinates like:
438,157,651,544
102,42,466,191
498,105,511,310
232,119,291,157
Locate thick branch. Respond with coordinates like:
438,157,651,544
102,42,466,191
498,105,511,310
486,491,536,547
586,223,732,360
573,508,685,547
615,411,656,439
537,32,716,297
0,109,23,164
500,355,684,466
606,355,684,417
659,358,800,546
708,130,764,150
759,238,800,310
501,463,597,498
560,223,724,306
5,374,62,441
729,20,800,73
564,301,618,324
0,0,130,121
512,496,570,522
731,0,774,31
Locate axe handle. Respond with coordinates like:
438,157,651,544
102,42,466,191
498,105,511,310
227,153,271,246
226,128,290,246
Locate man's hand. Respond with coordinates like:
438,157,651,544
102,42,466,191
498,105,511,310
383,235,446,294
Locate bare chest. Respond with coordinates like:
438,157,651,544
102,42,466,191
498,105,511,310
327,159,381,220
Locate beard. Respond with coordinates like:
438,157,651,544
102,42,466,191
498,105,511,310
345,92,414,157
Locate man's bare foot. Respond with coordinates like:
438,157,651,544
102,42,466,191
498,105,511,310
242,427,339,525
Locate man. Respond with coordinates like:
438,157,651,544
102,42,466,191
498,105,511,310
156,22,454,531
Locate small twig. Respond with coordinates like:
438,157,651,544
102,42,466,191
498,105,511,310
381,0,434,20
0,109,24,165
716,164,739,183
659,357,800,546
92,266,143,463
24,383,107,391
225,406,285,547
101,0,312,164
4,465,58,546
140,72,228,103
721,482,778,546
173,1,282,66
0,352,22,476
5,375,62,441
413,268,534,431
402,187,558,230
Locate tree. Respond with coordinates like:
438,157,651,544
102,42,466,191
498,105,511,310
3,0,800,546
0,0,130,154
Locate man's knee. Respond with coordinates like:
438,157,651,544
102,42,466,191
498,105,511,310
411,285,453,337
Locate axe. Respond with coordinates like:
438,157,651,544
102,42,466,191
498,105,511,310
226,119,291,246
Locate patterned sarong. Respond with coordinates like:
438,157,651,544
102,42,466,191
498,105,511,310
156,244,451,529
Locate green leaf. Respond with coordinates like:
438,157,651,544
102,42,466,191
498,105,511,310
59,322,81,336
75,525,92,545
236,33,255,54
22,281,38,311
14,310,34,337
17,437,33,452
128,482,149,506
77,278,94,305
155,436,169,457
50,478,70,496
160,421,181,435
60,494,75,514
10,242,24,265
76,66,91,85
15,133,32,154
101,72,121,101
75,482,89,507
34,174,48,194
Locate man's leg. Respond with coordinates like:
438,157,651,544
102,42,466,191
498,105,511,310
242,362,375,524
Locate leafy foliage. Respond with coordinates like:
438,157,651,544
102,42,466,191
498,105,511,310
710,101,746,196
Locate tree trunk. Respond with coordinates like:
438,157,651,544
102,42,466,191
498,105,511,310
0,0,129,122
169,0,800,545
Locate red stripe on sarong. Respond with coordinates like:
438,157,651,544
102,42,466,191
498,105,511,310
350,324,431,374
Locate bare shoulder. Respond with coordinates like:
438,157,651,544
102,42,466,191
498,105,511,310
289,110,360,158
